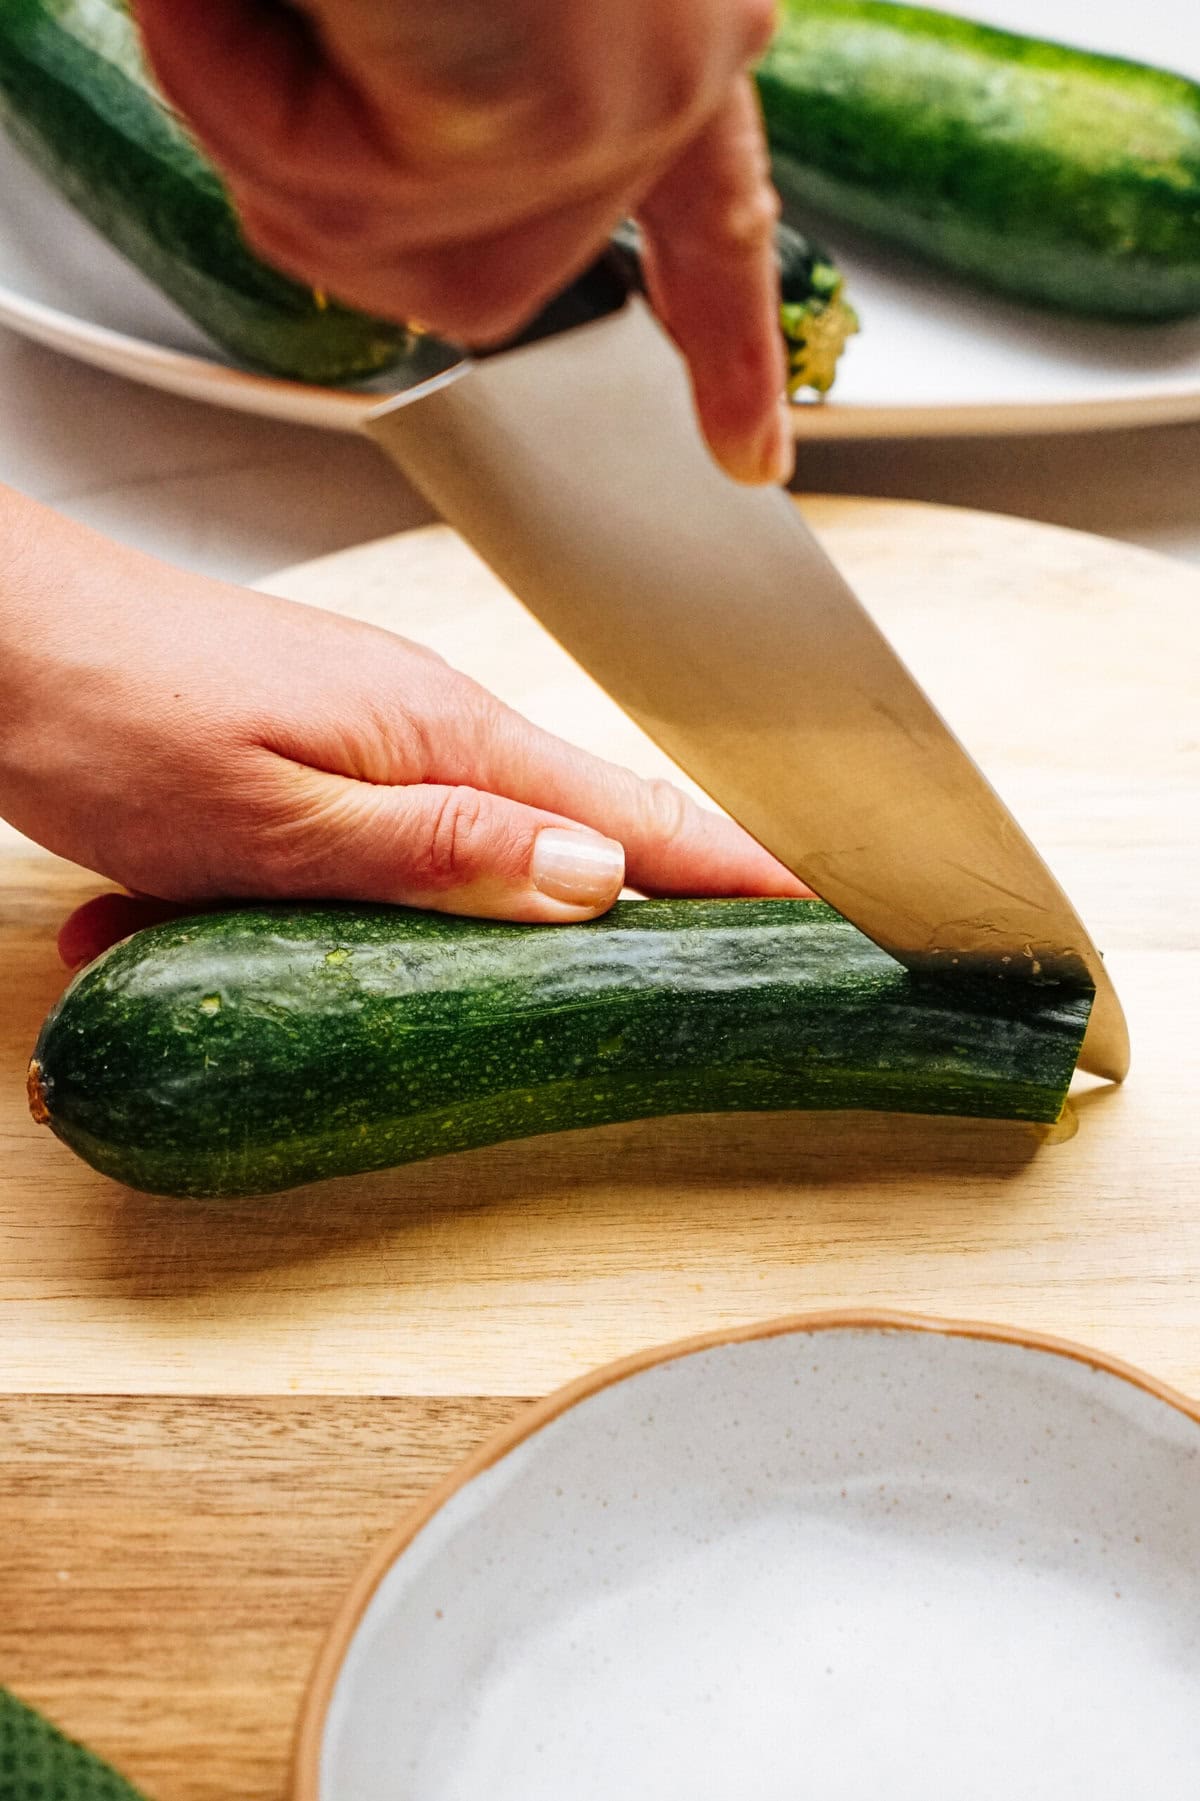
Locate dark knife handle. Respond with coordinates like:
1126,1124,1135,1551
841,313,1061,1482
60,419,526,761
470,212,835,356
476,233,644,357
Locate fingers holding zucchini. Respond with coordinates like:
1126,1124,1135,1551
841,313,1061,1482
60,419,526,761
0,0,858,400
0,486,802,939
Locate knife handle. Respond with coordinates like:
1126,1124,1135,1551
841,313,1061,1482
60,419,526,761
475,233,644,357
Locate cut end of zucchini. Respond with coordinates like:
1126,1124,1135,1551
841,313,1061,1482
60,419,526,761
782,277,860,399
613,214,857,399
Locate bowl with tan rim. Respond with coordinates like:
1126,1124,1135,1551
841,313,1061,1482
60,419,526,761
293,1311,1200,1800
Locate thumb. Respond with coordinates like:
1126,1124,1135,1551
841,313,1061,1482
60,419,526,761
272,770,627,924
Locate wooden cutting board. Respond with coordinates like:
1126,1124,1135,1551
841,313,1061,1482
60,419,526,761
1,496,1198,1401
0,495,1198,1799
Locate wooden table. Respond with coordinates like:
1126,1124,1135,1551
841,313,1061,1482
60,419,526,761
1,498,1197,1798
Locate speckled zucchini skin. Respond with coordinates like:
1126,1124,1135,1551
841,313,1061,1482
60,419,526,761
29,900,1091,1200
758,0,1200,319
0,0,412,383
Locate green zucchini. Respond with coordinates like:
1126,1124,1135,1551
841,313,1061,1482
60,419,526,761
0,0,414,384
0,0,416,387
29,900,1091,1200
758,0,1200,320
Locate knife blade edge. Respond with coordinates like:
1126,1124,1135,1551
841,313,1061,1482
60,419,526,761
367,300,1128,1080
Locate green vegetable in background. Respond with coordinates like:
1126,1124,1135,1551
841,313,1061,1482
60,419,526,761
758,0,1200,319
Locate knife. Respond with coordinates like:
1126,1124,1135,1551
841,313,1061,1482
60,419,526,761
363,255,1129,1082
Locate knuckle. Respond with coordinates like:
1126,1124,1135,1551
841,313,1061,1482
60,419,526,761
740,0,780,60
394,704,440,781
653,150,779,254
420,785,489,888
407,664,501,776
651,44,714,139
453,676,509,759
353,697,437,785
718,181,781,254
641,778,694,847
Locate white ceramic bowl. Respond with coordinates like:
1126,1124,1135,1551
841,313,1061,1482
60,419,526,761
295,1313,1200,1801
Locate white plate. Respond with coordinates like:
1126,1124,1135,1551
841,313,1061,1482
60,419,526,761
295,1314,1200,1801
0,131,367,431
2,0,1200,437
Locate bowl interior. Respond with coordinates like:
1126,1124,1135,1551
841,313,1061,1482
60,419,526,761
316,1324,1200,1800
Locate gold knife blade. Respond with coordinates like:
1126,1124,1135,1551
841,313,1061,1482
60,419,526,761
365,299,1128,1081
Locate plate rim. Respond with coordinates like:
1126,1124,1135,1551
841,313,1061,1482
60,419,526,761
0,280,368,431
7,275,1200,441
290,1306,1200,1797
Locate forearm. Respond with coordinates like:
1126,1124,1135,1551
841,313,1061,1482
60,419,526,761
0,484,152,743
0,481,144,644
0,483,54,644
0,485,78,751
0,485,239,869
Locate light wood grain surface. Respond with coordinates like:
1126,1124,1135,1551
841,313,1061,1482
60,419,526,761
1,495,1197,1797
1,497,1196,1399
0,1395,521,1800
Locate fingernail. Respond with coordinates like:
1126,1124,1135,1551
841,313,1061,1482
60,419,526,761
764,399,795,486
532,828,625,909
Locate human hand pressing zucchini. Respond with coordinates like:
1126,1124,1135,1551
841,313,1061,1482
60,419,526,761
0,485,805,969
132,0,794,485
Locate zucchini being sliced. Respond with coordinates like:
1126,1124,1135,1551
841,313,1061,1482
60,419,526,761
758,0,1200,320
0,0,414,383
0,0,858,391
29,900,1091,1200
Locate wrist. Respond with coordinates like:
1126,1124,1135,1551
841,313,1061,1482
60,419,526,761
0,486,71,741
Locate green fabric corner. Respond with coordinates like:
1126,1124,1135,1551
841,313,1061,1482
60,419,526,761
0,1688,150,1801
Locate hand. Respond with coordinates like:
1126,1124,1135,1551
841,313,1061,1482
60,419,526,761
0,490,804,967
134,0,792,487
